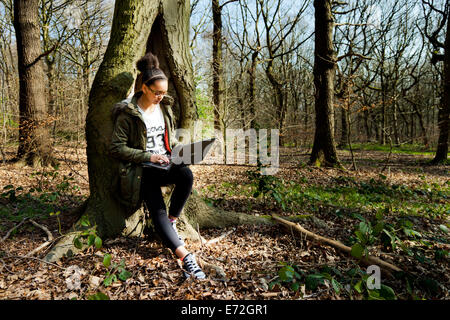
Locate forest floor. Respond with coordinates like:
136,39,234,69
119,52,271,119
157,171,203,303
0,142,448,300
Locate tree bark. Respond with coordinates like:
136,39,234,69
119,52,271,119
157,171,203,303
248,50,258,129
309,0,340,167
13,0,56,167
212,0,224,135
432,16,450,163
338,106,349,148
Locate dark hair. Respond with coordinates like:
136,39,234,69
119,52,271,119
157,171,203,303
134,53,167,98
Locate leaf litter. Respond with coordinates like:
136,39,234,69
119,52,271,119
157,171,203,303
0,144,448,300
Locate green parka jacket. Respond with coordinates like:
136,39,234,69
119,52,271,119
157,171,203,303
109,94,181,210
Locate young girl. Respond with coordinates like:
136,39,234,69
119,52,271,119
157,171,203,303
110,52,205,279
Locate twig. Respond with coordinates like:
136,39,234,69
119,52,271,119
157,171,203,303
29,219,54,241
272,215,402,275
0,258,14,274
290,225,297,247
20,220,54,257
25,241,54,258
3,255,66,270
261,292,280,298
1,218,29,242
303,289,327,299
196,223,204,247
204,228,235,246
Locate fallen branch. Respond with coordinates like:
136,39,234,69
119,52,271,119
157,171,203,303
272,215,402,274
1,218,29,242
29,219,53,241
204,228,235,246
24,220,54,257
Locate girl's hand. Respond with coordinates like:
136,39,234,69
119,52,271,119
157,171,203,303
150,154,170,164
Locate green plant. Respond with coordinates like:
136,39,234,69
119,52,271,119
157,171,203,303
102,256,132,287
87,292,109,300
73,215,102,251
270,262,397,299
269,262,304,292
270,263,343,296
246,163,294,211
49,211,63,236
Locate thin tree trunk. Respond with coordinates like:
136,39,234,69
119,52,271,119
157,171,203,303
393,98,400,146
248,50,258,129
339,106,348,148
212,0,224,134
363,109,371,142
265,62,285,144
380,73,387,145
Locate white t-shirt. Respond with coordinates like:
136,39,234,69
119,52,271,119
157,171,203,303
137,104,169,155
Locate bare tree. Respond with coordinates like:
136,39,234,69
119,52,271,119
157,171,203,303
422,0,449,163
309,0,340,167
13,0,57,167
211,0,238,137
257,0,309,143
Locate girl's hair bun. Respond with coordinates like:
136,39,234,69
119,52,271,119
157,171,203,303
136,52,159,72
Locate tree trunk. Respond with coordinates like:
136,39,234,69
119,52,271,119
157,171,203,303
309,0,340,168
45,0,264,263
13,0,56,167
339,106,348,148
380,73,387,145
266,62,286,145
393,98,400,146
212,0,224,135
248,50,258,129
363,109,371,142
432,17,449,163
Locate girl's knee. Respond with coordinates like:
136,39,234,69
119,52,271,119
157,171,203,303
178,166,193,183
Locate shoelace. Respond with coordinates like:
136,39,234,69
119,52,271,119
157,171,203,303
184,255,201,274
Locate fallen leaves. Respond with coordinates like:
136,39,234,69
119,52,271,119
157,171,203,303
0,145,449,300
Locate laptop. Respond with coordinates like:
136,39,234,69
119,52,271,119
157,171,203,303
141,138,216,170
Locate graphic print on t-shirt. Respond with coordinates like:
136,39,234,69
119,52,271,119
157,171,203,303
137,104,169,155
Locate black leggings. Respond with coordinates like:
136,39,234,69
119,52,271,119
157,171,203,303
141,163,193,252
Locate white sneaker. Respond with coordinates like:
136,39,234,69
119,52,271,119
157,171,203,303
182,253,206,279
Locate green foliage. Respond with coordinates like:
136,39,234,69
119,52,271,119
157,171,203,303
0,166,83,224
246,164,298,212
344,143,433,155
87,292,109,300
103,258,132,287
348,211,426,261
269,263,304,293
270,263,397,300
195,87,214,137
72,216,103,251
242,167,449,219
